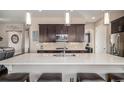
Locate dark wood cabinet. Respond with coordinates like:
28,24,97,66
39,24,56,42
68,25,76,42
56,24,64,34
63,25,68,34
47,24,56,42
75,24,85,42
39,24,48,42
68,24,85,42
56,24,68,34
111,16,124,34
39,24,85,42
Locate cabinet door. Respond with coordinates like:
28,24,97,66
119,18,124,32
47,24,56,42
111,17,124,34
56,24,64,34
39,24,47,42
68,25,76,42
111,21,119,34
63,25,68,34
56,24,68,34
76,24,85,42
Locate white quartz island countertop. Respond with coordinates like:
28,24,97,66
0,53,124,65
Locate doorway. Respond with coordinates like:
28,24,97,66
95,25,107,53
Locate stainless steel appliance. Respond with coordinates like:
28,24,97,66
56,34,68,42
110,32,124,57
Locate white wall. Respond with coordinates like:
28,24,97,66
95,23,107,53
85,23,95,52
0,24,8,47
32,17,87,24
0,24,25,55
25,31,29,53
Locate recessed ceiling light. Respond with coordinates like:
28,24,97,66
92,17,95,20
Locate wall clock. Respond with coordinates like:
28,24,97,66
11,34,19,44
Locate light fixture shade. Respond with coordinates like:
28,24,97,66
65,12,70,25
26,12,31,25
104,12,110,24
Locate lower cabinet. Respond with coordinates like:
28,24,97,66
37,50,85,53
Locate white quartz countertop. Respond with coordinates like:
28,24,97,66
0,53,124,65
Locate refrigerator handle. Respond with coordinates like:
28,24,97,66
117,34,120,55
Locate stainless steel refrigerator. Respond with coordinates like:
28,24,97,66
110,32,124,57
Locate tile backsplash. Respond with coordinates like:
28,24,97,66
40,42,87,50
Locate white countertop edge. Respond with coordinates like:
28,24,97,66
0,53,124,66
1,63,124,66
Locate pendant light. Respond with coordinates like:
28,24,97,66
25,12,31,53
65,11,70,26
104,12,110,25
26,12,31,25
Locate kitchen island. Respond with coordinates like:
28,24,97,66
0,53,124,81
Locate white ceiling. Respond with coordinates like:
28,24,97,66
0,10,123,24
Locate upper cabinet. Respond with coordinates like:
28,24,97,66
56,24,68,34
67,24,85,42
39,24,56,42
68,25,76,42
39,24,48,42
39,24,85,42
75,24,85,42
111,16,124,34
47,24,56,42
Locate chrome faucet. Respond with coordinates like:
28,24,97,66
63,42,66,57
63,46,66,57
